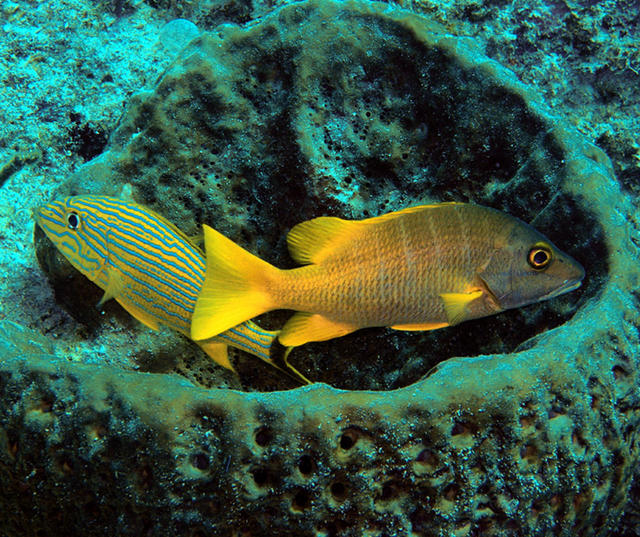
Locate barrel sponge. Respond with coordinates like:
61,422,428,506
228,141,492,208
17,1,640,536
53,0,611,389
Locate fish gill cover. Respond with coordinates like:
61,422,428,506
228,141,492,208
1,0,639,536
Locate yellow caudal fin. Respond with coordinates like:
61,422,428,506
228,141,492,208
287,216,363,265
191,224,279,341
279,312,358,347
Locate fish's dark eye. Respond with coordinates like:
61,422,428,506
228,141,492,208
528,246,552,270
67,212,80,230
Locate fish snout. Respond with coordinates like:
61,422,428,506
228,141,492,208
558,251,585,287
543,277,582,300
541,252,585,300
32,205,52,230
32,200,67,230
32,206,43,222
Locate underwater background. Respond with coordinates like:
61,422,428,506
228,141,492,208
1,0,639,535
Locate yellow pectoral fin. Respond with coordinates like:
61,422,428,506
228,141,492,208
440,290,484,325
198,339,235,372
279,312,358,347
391,322,449,331
100,266,160,331
97,267,126,307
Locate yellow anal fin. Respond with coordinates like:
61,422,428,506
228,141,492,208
117,299,160,330
218,325,311,385
391,322,449,331
280,346,313,385
440,290,483,325
279,312,358,347
198,339,235,372
221,323,312,385
247,346,312,385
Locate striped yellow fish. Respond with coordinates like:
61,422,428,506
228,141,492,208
191,203,584,355
34,195,296,381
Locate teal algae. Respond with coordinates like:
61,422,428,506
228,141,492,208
4,0,639,536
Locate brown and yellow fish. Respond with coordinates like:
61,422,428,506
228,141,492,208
191,202,584,352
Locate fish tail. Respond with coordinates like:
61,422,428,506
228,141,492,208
191,224,280,341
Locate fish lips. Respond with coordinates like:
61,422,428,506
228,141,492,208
538,276,584,301
543,254,586,301
478,262,585,311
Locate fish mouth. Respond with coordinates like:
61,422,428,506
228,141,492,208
32,206,43,222
540,278,583,301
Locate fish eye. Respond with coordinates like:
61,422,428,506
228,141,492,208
528,245,552,270
67,212,80,230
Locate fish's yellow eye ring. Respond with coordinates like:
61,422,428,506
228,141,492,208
67,212,81,230
528,245,552,270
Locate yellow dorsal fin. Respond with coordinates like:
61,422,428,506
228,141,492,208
391,321,449,331
278,312,358,347
362,202,463,225
188,233,204,247
198,340,235,371
286,216,362,265
97,267,125,307
440,290,483,325
286,203,464,265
